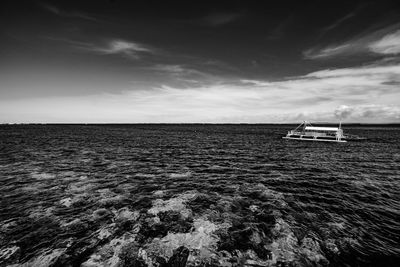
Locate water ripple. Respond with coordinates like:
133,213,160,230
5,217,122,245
0,124,399,266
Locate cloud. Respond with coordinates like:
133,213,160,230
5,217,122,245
2,61,400,123
334,104,400,121
151,64,216,77
50,38,154,59
201,13,242,26
304,44,354,59
151,64,194,75
334,105,354,119
240,79,274,87
39,2,98,22
369,29,400,55
96,40,152,55
0,85,270,123
266,18,292,40
304,23,400,59
320,12,356,34
75,39,154,59
146,63,235,88
305,64,400,78
243,64,400,96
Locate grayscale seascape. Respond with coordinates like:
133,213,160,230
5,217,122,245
2,0,400,266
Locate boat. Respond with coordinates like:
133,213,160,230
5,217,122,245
283,121,366,142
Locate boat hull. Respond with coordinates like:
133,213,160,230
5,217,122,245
283,136,347,143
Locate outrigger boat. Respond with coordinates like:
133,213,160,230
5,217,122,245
283,121,365,142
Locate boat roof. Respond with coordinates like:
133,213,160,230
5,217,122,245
305,126,339,131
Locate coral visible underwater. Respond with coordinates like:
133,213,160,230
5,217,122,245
0,125,399,266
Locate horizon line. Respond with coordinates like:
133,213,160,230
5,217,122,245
1,122,400,125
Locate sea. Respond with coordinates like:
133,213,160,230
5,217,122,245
0,124,399,267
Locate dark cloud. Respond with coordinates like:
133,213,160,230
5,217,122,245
38,2,98,21
84,39,155,58
382,80,400,85
201,12,242,26
304,23,400,59
320,12,356,35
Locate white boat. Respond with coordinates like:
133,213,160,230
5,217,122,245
283,121,347,142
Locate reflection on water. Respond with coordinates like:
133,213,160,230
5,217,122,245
0,124,399,266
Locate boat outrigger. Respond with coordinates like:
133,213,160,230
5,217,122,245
283,121,364,143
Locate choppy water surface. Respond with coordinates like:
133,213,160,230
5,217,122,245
0,124,399,267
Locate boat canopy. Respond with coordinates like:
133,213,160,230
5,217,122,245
305,126,339,131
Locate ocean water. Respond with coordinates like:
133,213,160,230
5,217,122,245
0,124,399,267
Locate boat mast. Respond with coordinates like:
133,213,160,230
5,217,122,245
293,121,305,132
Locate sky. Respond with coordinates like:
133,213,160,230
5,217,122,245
1,0,400,123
